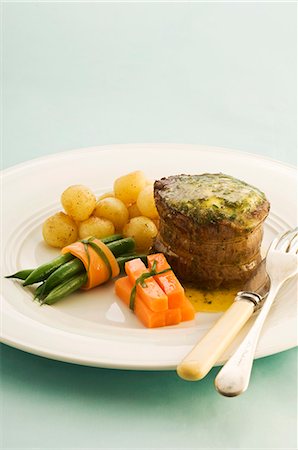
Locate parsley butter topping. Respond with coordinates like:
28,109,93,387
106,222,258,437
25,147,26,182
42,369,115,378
158,173,267,227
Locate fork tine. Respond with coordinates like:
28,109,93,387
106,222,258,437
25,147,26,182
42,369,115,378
275,228,298,252
267,232,286,253
269,230,289,252
288,233,298,254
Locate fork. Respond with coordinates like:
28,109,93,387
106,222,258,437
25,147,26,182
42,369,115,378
215,228,298,397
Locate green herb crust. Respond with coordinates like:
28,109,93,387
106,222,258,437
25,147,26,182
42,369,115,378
156,173,268,228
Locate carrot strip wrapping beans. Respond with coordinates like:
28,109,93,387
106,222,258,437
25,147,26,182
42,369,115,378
61,238,120,290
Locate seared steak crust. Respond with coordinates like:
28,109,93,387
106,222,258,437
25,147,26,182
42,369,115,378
154,174,270,289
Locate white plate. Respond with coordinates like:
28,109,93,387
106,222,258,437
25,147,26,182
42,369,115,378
1,144,297,370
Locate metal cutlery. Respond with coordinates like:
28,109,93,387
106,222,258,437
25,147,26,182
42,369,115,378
176,259,270,382
177,229,297,388
215,228,298,396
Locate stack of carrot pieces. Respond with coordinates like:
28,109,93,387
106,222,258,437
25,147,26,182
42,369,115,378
115,253,195,328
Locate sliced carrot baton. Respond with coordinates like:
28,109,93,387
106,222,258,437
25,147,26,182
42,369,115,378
147,253,186,309
115,276,182,328
181,297,196,322
115,276,166,328
62,238,120,290
147,253,195,321
124,258,168,312
165,307,182,326
115,277,182,328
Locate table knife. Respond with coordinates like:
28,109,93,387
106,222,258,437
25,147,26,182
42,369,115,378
177,260,270,381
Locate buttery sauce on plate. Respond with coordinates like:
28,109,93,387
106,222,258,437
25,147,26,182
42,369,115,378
184,284,242,313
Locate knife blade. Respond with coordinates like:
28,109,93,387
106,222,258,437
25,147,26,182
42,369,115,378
241,258,270,303
176,259,270,381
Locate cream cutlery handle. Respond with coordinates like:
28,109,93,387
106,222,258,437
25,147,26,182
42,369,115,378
214,284,280,397
176,300,254,381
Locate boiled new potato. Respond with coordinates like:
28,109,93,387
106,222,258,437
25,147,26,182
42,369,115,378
61,185,96,221
42,212,78,248
93,197,129,231
78,216,115,239
137,185,159,219
152,218,160,229
127,202,142,219
123,216,157,252
98,191,115,201
114,171,147,206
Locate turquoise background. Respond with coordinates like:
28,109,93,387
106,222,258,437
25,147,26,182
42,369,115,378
1,2,297,449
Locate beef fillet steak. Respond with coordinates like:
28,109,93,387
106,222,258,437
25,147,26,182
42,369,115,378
153,173,270,289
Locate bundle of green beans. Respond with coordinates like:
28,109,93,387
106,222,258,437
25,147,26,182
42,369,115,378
6,235,147,305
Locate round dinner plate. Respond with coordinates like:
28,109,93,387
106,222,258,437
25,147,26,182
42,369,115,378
1,144,297,370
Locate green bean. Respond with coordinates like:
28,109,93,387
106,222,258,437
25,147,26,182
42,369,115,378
6,234,142,306
8,236,121,286
5,269,34,280
107,237,135,257
40,259,85,298
23,253,75,286
34,283,46,300
6,235,125,286
41,273,88,305
85,236,134,257
39,253,146,303
100,234,123,244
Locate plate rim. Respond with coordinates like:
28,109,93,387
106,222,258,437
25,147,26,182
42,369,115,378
2,142,296,176
1,143,297,369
